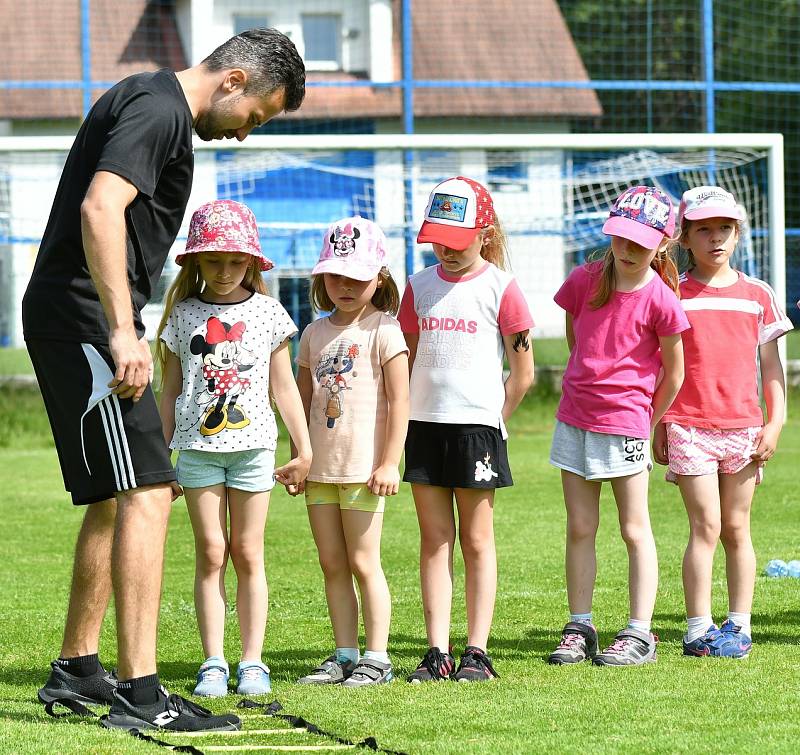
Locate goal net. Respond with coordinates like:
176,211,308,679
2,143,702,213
0,133,785,345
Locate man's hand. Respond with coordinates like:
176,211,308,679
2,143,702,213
108,329,152,402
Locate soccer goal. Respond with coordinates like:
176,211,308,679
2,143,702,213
0,132,785,348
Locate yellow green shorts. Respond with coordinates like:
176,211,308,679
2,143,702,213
305,481,385,513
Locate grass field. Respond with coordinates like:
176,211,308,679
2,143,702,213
1,389,799,754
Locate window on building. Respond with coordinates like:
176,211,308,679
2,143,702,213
234,15,269,35
302,14,341,70
487,151,526,193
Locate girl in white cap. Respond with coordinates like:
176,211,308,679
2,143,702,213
399,176,535,682
547,186,689,668
156,200,312,697
654,186,793,659
293,216,409,687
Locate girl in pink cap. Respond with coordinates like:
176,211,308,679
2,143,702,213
292,216,409,687
654,186,792,659
156,199,312,697
398,177,535,682
548,186,689,668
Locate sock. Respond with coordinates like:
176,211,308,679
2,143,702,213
363,649,390,664
335,647,360,665
627,618,651,634
117,673,161,706
686,615,714,643
569,612,593,627
56,653,99,678
727,612,751,637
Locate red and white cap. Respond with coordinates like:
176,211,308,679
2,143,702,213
679,185,745,222
417,176,495,251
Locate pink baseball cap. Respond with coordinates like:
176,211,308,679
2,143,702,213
417,176,495,251
312,216,388,281
176,199,274,271
679,185,745,222
602,185,676,249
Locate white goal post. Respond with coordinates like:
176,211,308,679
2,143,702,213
0,133,786,384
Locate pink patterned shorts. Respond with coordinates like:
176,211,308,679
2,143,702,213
665,422,763,485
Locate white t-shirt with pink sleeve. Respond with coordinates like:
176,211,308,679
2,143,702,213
555,260,690,439
398,262,534,430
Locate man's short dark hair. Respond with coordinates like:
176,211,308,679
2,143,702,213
202,28,306,112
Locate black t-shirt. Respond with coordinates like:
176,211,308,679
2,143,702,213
22,69,194,342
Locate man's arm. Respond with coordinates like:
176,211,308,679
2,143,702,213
81,170,151,402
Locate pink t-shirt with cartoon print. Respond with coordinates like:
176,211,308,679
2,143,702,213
297,311,408,483
555,261,690,439
398,262,533,429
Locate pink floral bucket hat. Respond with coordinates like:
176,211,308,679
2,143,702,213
176,199,274,271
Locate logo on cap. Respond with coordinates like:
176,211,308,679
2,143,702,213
429,193,469,223
611,186,671,232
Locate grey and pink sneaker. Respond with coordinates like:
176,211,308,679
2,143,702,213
547,622,599,665
593,627,657,666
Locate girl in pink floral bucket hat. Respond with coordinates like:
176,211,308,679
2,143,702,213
155,199,312,698
176,199,274,271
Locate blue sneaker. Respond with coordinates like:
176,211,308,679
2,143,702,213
236,661,271,695
193,657,229,697
682,624,720,656
712,619,752,659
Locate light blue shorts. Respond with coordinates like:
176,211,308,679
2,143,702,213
176,448,276,492
549,420,652,481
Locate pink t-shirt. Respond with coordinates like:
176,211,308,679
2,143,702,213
297,311,408,483
555,261,690,439
398,262,533,429
662,271,793,429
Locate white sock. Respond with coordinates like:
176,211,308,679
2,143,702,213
627,618,651,634
363,650,390,664
569,612,593,626
335,647,360,665
727,612,751,637
686,615,714,643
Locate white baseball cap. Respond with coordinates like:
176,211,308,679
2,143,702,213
679,186,745,222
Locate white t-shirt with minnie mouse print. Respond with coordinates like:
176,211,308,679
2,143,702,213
160,292,297,452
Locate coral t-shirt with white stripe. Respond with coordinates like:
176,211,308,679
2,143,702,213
662,271,793,429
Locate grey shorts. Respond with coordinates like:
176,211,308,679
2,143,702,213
550,420,652,481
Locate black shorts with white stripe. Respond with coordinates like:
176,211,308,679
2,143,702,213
26,339,176,505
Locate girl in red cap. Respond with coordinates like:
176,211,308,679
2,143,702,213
398,177,535,682
156,200,312,698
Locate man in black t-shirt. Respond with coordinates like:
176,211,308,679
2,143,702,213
25,29,305,733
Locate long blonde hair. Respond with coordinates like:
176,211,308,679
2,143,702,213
479,217,508,271
588,241,680,309
155,254,268,383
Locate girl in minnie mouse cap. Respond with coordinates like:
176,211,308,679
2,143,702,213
155,199,312,698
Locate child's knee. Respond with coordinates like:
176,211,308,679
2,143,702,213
196,538,228,572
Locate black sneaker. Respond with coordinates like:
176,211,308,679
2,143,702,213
407,647,455,683
452,646,499,682
100,687,240,732
38,660,118,706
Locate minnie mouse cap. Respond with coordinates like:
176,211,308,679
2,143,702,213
312,216,388,281
177,199,274,271
602,185,676,249
679,185,745,222
417,176,495,251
